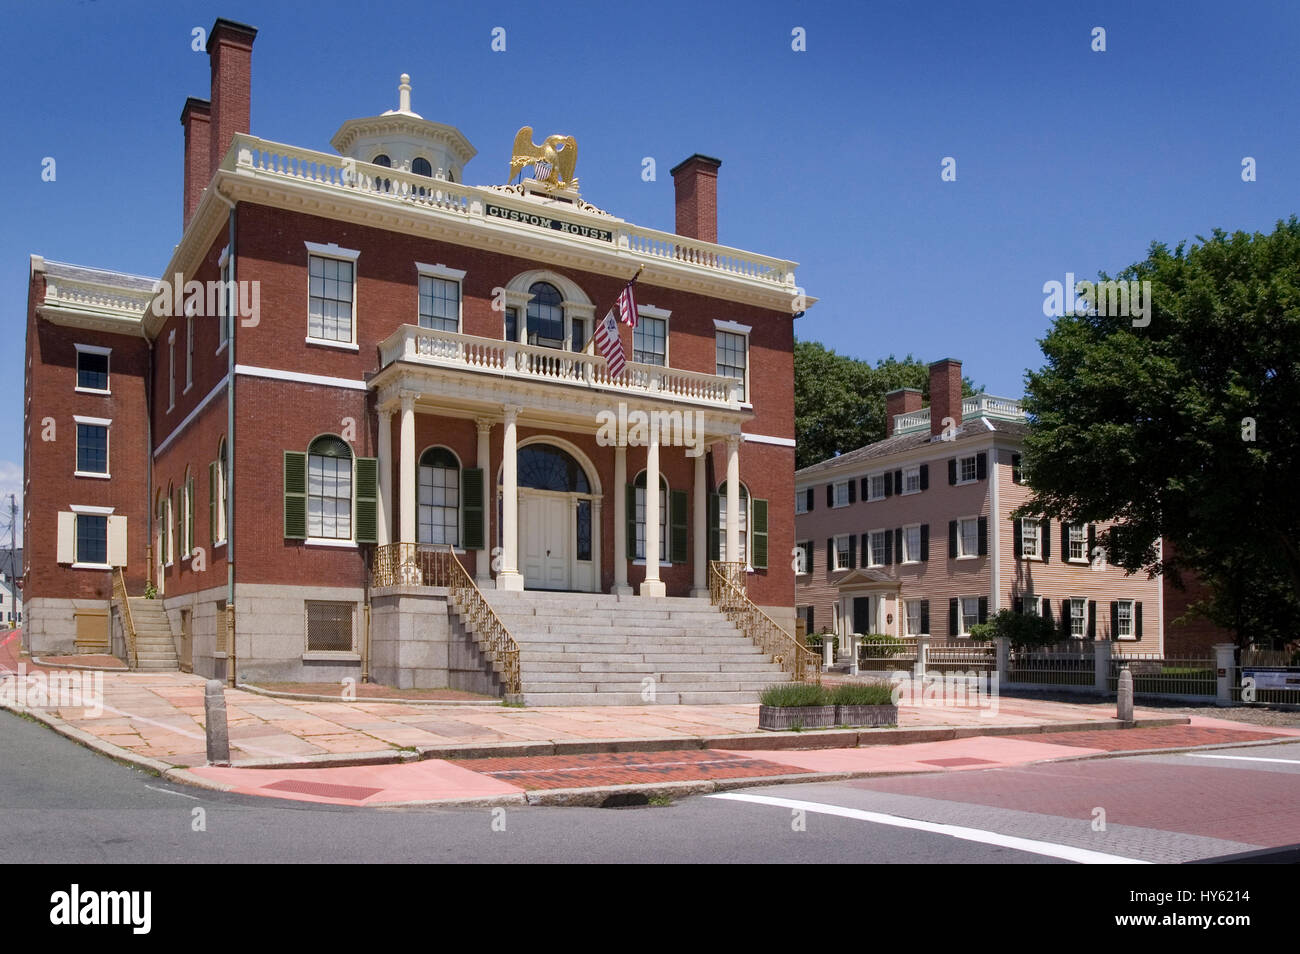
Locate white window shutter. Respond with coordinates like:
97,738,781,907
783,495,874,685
108,515,128,567
57,512,76,563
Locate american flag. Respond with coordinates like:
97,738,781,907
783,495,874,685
593,310,626,377
533,160,553,181
616,278,638,328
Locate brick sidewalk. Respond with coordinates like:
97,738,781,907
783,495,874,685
0,660,1168,768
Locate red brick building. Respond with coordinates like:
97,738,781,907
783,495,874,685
23,19,809,689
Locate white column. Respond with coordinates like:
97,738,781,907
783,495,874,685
475,418,492,584
399,391,416,546
612,444,631,594
640,423,665,597
591,497,603,593
376,407,393,547
725,434,741,565
497,404,524,591
690,448,708,597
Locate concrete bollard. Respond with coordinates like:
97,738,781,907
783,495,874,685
204,678,230,765
1116,666,1134,724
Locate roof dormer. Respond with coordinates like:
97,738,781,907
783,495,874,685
330,74,477,183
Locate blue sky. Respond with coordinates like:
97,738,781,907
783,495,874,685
2,0,1298,543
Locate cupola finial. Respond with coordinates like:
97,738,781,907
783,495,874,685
398,73,412,114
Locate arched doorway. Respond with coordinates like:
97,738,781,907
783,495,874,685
499,441,600,591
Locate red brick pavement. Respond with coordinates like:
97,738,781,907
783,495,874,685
455,749,806,790
1007,725,1285,751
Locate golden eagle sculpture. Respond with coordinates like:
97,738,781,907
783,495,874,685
509,127,578,188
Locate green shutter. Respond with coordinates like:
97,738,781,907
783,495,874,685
708,493,720,561
626,483,636,561
284,451,307,540
355,457,378,544
751,498,768,569
209,461,218,544
462,467,484,550
670,490,688,564
188,476,195,555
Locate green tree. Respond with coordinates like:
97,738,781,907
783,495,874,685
793,343,976,469
1019,217,1300,648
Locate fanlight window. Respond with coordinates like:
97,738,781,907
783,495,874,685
526,282,565,349
514,444,590,494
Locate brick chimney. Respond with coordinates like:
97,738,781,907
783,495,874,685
928,358,963,437
885,387,923,437
180,97,211,228
206,18,258,182
670,154,722,243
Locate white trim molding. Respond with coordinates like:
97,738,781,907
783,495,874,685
235,365,369,391
638,304,672,320
742,432,796,447
713,318,752,334
70,504,115,515
415,262,467,281
305,241,361,261
73,415,112,427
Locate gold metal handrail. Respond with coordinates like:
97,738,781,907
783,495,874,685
112,568,139,669
708,561,820,684
372,543,522,696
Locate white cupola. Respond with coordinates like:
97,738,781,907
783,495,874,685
330,74,477,183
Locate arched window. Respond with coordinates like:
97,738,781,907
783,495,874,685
372,154,392,167
412,157,432,177
181,467,194,560
308,435,353,540
158,489,172,567
514,444,591,493
717,481,749,564
418,447,460,546
634,472,668,562
526,282,565,349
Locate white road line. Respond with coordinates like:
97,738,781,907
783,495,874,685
144,784,201,800
1185,754,1300,765
708,792,1150,864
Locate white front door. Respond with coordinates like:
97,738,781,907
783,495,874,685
522,494,571,590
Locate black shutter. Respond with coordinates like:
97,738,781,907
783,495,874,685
920,600,930,635
1040,519,1051,563
1110,601,1119,640
708,493,721,561
978,596,988,624
826,484,833,508
806,488,814,512
894,470,903,495
670,490,688,564
978,516,988,556
1011,453,1022,484
948,520,958,558
808,606,815,632
1135,601,1144,639
1062,522,1071,563
894,527,903,564
1060,599,1072,637
848,480,857,504
948,459,957,485
883,473,892,498
919,464,929,490
805,541,815,574
1088,600,1097,639
976,452,987,480
861,533,869,566
1014,597,1024,614
848,534,857,569
462,468,485,549
1088,524,1096,561
1042,599,1052,624
1013,518,1023,558
920,524,929,561
626,484,637,561
882,532,892,566
826,537,833,571
949,598,959,636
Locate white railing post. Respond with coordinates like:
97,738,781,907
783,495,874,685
849,633,860,676
995,636,1010,684
1215,643,1237,707
1094,640,1112,694
916,634,931,681
823,635,834,670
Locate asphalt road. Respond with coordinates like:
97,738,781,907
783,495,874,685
2,709,1298,865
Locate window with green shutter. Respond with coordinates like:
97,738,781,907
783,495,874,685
284,451,307,539
354,456,378,544
670,490,688,564
751,498,768,569
462,468,484,550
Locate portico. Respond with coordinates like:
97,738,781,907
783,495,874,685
370,322,753,597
